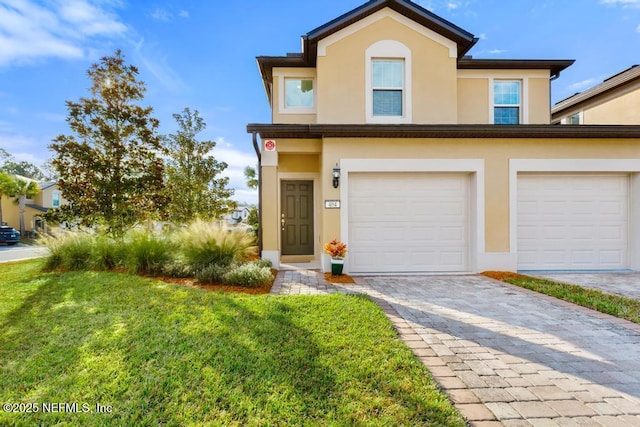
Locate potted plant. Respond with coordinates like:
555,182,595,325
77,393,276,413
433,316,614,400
324,238,347,275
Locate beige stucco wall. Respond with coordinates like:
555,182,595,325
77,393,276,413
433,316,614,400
457,78,489,123
35,185,66,209
261,137,639,263
0,197,40,232
583,85,640,124
316,14,458,124
319,137,638,253
528,78,551,124
272,67,317,124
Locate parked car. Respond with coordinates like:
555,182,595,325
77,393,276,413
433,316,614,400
0,226,20,245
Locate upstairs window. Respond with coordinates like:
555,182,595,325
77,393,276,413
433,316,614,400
494,80,521,124
372,59,404,116
285,78,314,109
52,190,61,208
568,113,581,124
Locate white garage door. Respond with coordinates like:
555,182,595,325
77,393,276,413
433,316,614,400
348,172,469,273
518,174,629,270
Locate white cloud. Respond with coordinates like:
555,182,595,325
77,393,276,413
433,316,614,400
0,0,126,67
0,134,49,164
600,0,640,7
150,7,189,22
474,48,507,56
478,33,487,40
446,1,459,10
212,137,259,205
132,38,187,93
150,8,171,22
566,78,599,92
35,112,67,122
637,23,640,32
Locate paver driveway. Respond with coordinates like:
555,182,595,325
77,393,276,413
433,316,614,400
273,270,640,426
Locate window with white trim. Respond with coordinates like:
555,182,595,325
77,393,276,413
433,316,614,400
493,80,521,124
372,59,404,116
52,190,61,208
567,113,581,124
365,40,412,124
284,78,314,108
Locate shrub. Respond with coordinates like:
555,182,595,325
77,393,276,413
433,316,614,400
176,220,257,270
224,263,273,287
163,261,193,278
196,263,230,284
252,258,273,269
125,231,175,276
42,233,94,271
92,236,128,271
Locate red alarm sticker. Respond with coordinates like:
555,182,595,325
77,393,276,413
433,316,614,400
264,140,276,151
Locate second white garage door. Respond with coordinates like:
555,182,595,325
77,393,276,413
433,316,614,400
518,174,629,270
348,172,470,273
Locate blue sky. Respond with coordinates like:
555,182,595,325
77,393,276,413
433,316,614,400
1,0,639,204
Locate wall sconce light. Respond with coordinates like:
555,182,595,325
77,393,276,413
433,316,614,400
332,163,341,188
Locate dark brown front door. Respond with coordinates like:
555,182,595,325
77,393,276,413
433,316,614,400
281,180,314,255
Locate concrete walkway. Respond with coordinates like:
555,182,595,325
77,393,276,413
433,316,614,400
533,272,640,301
272,270,640,426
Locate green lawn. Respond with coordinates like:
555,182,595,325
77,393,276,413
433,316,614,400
0,260,464,426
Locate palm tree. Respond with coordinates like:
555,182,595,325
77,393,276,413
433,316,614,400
12,177,39,236
244,165,258,190
0,172,18,225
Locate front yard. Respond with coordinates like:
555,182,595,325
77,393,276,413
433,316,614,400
0,260,464,426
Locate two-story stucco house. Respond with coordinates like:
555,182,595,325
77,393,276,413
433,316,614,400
552,65,640,125
247,0,640,274
0,180,65,234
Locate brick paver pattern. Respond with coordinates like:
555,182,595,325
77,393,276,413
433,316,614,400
272,270,640,426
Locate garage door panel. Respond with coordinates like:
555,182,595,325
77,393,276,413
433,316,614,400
517,174,628,270
349,172,469,273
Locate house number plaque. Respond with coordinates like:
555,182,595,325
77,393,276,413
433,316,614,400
324,200,341,209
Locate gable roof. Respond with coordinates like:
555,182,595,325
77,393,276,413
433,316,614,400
39,181,57,190
552,65,640,120
303,0,478,62
256,0,574,103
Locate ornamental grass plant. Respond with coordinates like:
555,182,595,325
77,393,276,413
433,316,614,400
175,219,257,271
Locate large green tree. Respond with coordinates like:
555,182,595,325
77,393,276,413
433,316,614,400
164,107,235,223
49,50,166,238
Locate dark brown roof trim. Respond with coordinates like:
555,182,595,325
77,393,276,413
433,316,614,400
256,55,310,104
458,58,575,79
303,0,477,62
257,0,480,104
247,123,640,139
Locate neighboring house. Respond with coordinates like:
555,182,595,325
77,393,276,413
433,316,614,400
552,65,640,125
224,206,251,227
0,179,65,234
247,0,640,274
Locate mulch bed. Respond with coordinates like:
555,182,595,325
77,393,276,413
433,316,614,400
154,269,278,295
324,273,356,284
481,271,528,281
